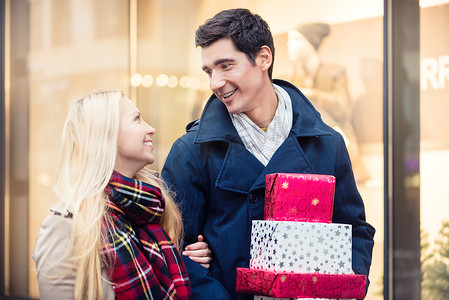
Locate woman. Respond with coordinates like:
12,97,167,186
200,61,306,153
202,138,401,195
33,89,211,299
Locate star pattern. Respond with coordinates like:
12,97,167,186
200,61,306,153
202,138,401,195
250,221,353,274
254,174,342,300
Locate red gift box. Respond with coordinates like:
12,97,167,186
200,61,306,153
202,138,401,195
264,173,336,223
236,268,366,299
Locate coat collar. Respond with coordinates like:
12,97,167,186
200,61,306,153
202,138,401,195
191,79,331,193
193,79,330,144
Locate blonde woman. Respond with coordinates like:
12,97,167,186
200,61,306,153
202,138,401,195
33,89,211,299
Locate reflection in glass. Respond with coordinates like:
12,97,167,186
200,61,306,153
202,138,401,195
281,22,371,184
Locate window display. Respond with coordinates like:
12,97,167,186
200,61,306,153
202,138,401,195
2,0,446,299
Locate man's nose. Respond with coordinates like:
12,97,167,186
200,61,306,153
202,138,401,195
210,72,225,91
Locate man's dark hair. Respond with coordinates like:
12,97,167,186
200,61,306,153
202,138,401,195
195,8,275,80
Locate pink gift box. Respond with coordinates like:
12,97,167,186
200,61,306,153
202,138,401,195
236,268,366,299
264,173,336,223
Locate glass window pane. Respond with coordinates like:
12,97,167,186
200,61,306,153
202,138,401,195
420,1,449,299
4,0,128,297
4,0,384,298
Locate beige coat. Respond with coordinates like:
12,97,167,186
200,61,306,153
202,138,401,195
32,202,115,300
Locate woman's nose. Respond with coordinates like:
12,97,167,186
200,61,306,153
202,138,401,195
146,122,156,135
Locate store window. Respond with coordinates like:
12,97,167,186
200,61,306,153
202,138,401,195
3,0,385,299
420,1,449,299
5,0,131,298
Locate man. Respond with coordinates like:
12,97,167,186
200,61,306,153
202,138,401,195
162,8,375,300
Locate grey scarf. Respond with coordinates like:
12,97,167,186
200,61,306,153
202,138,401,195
231,84,293,166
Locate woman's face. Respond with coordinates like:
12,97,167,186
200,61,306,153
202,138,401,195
115,97,155,178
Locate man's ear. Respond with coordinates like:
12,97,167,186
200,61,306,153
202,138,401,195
257,45,273,72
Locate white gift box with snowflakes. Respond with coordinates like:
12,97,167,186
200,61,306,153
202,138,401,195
249,220,354,300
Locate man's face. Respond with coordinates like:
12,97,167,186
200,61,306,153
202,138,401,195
201,38,268,115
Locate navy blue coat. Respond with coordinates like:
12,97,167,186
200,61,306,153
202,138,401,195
162,79,375,300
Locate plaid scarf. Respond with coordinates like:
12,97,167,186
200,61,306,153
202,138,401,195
102,171,191,300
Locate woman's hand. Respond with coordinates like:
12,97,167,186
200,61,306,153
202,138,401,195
182,235,213,269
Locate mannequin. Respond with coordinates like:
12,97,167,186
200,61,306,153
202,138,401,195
282,23,370,184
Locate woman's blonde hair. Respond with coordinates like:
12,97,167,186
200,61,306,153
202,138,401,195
53,89,183,300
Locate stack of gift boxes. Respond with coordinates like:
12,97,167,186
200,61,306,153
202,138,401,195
236,173,366,299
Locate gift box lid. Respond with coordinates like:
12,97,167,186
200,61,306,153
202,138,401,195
264,173,336,223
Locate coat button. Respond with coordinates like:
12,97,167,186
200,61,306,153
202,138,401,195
249,193,258,203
